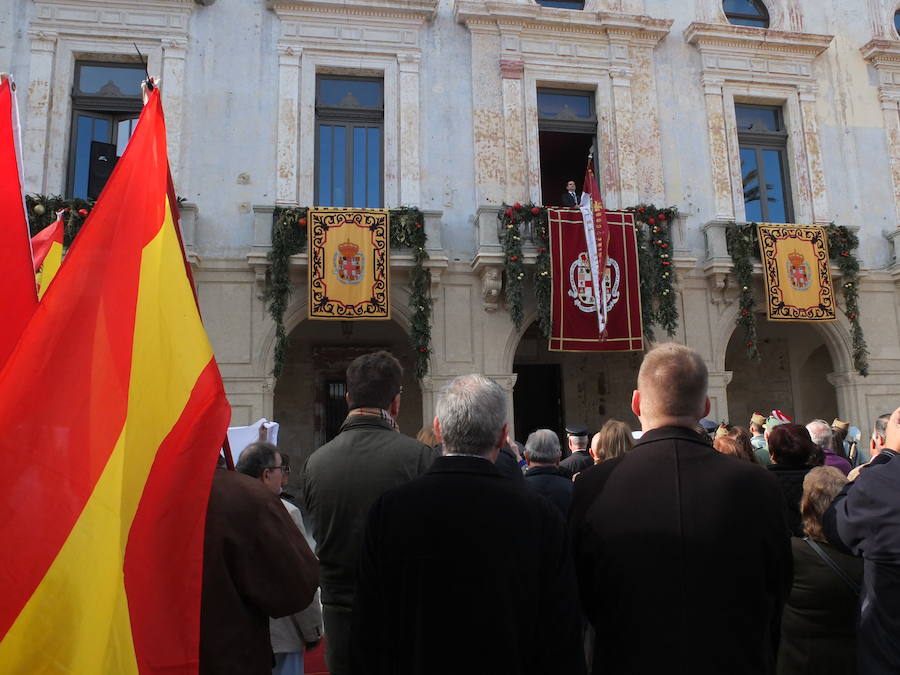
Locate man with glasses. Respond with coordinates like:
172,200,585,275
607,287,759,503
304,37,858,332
301,350,437,675
237,443,323,675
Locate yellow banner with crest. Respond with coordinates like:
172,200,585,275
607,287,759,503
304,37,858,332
308,208,390,319
757,224,835,322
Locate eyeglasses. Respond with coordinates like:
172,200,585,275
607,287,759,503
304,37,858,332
265,465,290,475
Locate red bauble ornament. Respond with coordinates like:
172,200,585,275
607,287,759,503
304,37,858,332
741,309,749,316
513,202,522,210
658,213,666,221
298,217,307,227
510,255,519,262
661,243,669,249
505,208,513,217
662,261,670,266
419,346,427,353
78,208,89,217
648,217,656,225
848,313,856,320
638,207,645,213
531,207,541,215
745,341,754,348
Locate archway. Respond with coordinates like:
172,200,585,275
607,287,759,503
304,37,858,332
725,318,838,427
272,318,423,468
511,321,642,442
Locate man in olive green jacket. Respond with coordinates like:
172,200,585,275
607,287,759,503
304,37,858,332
300,351,436,675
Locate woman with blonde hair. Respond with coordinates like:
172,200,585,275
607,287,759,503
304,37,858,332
589,419,634,464
778,466,863,674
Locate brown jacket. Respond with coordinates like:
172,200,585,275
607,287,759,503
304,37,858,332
200,469,319,674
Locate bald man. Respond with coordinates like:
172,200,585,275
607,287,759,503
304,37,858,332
570,343,791,675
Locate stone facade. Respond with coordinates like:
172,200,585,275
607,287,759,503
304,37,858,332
5,0,900,463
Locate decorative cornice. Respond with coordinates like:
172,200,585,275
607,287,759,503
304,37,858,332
267,0,437,22
684,22,833,59
861,39,900,66
31,0,194,38
454,2,671,46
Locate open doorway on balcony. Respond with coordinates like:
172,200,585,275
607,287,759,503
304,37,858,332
537,88,597,207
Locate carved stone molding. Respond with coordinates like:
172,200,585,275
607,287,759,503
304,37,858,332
267,0,437,21
480,266,503,312
499,58,524,80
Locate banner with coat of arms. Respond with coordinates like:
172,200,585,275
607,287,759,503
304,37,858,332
548,209,643,352
757,224,835,322
308,208,390,319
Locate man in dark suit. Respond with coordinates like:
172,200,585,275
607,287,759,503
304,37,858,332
351,375,585,675
560,423,593,476
570,344,792,675
523,428,573,515
561,179,581,207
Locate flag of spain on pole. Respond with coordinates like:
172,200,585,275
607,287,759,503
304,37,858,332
0,87,231,673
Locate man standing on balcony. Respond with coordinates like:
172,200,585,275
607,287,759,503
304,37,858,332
561,179,581,207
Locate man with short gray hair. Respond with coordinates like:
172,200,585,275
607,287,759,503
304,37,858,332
807,419,851,475
523,429,573,515
351,374,585,675
570,343,791,675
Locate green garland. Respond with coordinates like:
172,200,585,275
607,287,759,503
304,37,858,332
25,195,94,246
725,223,868,376
627,204,679,339
725,223,760,361
265,207,432,379
498,202,679,343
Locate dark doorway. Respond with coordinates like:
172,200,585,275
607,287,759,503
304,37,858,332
539,130,594,206
513,363,564,443
323,379,349,442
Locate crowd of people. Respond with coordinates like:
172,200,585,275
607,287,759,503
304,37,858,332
199,346,900,675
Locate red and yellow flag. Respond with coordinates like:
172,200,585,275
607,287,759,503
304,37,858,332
31,210,64,298
578,158,611,336
0,75,37,366
0,88,231,673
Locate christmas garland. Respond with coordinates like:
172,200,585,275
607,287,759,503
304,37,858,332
266,207,431,379
25,195,95,245
725,223,868,376
497,202,679,343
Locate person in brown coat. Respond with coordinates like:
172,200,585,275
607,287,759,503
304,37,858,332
200,466,319,675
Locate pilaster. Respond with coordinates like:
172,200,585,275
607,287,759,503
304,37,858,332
24,31,57,193
276,45,301,205
398,53,422,206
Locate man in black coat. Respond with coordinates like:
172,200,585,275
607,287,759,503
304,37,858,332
824,405,900,674
523,428,573,516
351,375,585,675
561,179,581,207
570,344,792,675
559,423,593,477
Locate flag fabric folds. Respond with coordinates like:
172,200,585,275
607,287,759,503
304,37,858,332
308,208,390,319
0,88,231,673
578,158,611,336
0,75,37,367
757,224,836,322
549,209,643,352
32,210,64,298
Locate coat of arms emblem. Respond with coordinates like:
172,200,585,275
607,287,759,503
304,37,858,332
568,252,620,313
786,250,810,291
334,239,364,284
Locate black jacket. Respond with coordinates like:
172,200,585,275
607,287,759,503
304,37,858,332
561,190,581,207
767,464,812,537
824,454,900,674
570,426,792,675
352,455,585,675
559,449,593,477
524,464,573,515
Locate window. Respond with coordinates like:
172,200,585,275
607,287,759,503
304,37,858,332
894,9,900,37
736,104,793,223
315,76,384,208
536,0,585,8
537,89,596,206
67,61,145,199
723,0,769,28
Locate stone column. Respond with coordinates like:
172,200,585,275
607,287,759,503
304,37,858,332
630,44,665,204
701,76,734,220
469,26,505,206
827,371,864,427
276,45,301,205
880,92,900,227
490,373,519,439
797,85,830,224
398,53,422,206
24,31,57,193
500,57,526,203
161,39,188,187
707,370,733,423
610,67,638,208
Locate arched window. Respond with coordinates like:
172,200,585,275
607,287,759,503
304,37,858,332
894,9,900,37
723,0,770,28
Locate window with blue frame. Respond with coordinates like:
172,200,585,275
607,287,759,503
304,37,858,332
315,76,384,208
894,9,900,37
735,104,793,223
723,0,769,28
67,61,144,200
535,1,585,8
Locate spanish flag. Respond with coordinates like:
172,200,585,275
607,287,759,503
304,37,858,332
0,88,231,672
0,74,37,367
31,210,64,298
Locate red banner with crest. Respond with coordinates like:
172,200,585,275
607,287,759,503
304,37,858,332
548,209,643,352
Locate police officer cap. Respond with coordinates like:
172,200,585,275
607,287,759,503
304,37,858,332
566,424,589,437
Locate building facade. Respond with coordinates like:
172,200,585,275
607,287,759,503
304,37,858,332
5,0,900,464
